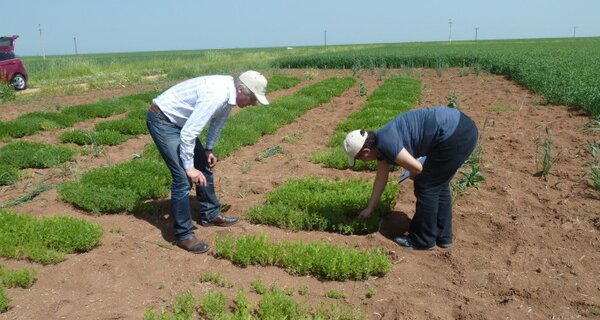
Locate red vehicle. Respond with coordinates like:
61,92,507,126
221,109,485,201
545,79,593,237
0,35,28,90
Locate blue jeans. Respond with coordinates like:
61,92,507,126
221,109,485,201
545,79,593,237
146,109,220,241
410,112,478,248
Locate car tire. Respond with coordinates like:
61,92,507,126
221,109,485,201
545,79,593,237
11,74,27,90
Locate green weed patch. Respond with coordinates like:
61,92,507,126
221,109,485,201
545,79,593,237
58,158,170,213
214,234,392,281
246,178,399,234
312,76,421,170
0,210,103,265
0,141,75,169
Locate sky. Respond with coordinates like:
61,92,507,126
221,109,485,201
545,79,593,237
3,0,599,56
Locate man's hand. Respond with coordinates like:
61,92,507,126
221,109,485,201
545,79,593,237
206,150,217,168
358,208,373,219
186,168,207,186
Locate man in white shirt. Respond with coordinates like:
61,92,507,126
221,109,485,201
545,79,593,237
146,70,269,253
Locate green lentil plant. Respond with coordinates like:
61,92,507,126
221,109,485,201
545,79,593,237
94,118,147,135
0,286,9,313
298,285,309,296
0,141,75,169
266,75,301,93
258,289,302,319
59,130,130,146
199,272,233,288
58,158,170,213
251,278,267,295
0,210,103,264
214,234,392,281
199,290,227,320
282,133,302,144
0,164,19,186
232,288,252,319
325,290,346,299
0,265,37,289
245,178,399,235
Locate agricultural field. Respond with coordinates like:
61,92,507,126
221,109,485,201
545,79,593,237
0,38,599,319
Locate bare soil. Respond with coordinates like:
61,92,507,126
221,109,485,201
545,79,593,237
0,68,598,320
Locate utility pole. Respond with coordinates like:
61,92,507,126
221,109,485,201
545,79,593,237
448,19,453,43
324,30,327,49
573,26,577,37
73,37,78,55
38,24,46,60
475,27,479,41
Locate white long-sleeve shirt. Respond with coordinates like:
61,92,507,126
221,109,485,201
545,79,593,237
152,75,236,169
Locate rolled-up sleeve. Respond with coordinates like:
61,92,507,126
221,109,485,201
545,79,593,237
179,96,227,170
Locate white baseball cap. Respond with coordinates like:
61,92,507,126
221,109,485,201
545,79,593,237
239,70,269,105
343,129,368,167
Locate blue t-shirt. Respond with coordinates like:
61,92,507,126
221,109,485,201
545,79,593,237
375,107,460,164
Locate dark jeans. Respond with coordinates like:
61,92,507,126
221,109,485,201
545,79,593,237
146,109,220,241
410,112,478,247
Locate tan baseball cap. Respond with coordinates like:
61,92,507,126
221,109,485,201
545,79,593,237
343,129,368,167
239,70,269,105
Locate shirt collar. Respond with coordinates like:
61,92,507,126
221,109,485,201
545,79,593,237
227,77,237,105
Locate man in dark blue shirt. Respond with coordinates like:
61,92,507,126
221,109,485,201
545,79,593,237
343,106,478,249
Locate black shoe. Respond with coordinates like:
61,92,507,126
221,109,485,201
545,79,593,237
393,236,433,250
437,242,453,248
200,214,239,227
176,237,209,254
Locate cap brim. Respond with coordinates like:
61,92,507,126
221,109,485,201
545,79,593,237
256,94,269,105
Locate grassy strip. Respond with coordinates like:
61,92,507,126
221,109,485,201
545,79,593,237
144,286,364,320
0,210,103,265
245,178,399,234
0,91,157,139
266,74,301,93
59,130,131,146
60,77,355,213
311,76,421,170
209,77,356,158
214,234,392,281
0,141,75,169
